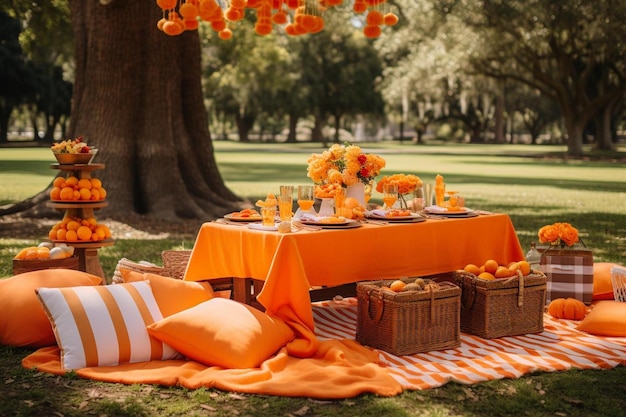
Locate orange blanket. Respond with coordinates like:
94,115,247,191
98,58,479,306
22,301,626,398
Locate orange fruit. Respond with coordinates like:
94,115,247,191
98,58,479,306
344,197,360,209
14,247,30,260
59,187,74,200
48,229,57,240
73,190,81,200
464,263,481,275
90,188,100,200
56,228,67,240
495,266,513,278
518,260,531,275
483,259,499,274
50,187,61,200
389,280,407,292
508,262,520,276
77,178,92,190
94,226,106,239
100,224,112,238
66,220,80,231
52,177,65,188
79,188,92,200
65,230,78,241
478,272,496,281
90,178,102,189
65,176,79,187
98,187,107,199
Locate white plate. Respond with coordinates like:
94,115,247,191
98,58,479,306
224,213,262,222
247,223,278,231
299,219,362,229
366,212,424,221
424,206,475,215
301,218,353,226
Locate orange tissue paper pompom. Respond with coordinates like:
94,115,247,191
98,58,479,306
383,12,399,26
363,25,382,38
366,10,384,26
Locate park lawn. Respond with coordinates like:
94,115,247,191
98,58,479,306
0,142,625,416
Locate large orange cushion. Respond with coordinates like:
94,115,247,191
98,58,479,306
576,301,626,337
0,269,102,347
593,262,619,301
119,269,214,317
147,298,295,369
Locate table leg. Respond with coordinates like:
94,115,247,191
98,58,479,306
74,247,106,283
232,278,252,304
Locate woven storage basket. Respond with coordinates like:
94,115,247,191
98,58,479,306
356,279,461,356
612,265,626,302
454,270,547,339
112,258,165,284
13,256,79,275
161,250,192,280
161,250,233,291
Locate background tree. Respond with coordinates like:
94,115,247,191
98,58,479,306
1,0,241,220
0,11,35,143
453,0,626,156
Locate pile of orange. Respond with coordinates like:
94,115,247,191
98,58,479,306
155,0,398,39
463,259,532,281
48,216,112,242
50,176,107,202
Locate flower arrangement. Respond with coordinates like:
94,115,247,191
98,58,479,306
375,174,423,195
306,144,386,188
538,222,580,247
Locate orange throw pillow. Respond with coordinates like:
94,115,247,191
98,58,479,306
119,269,214,317
577,301,626,337
147,298,295,369
593,262,619,301
0,269,102,347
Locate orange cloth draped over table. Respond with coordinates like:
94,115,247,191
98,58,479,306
184,214,524,357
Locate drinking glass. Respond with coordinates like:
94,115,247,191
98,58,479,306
334,187,347,215
382,183,398,209
297,185,315,213
412,188,424,211
424,183,434,207
278,186,293,221
261,206,277,226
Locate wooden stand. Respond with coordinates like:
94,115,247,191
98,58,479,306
47,162,114,282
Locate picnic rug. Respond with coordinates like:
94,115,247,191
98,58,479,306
22,299,626,399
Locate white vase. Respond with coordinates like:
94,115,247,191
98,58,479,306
317,198,334,217
346,182,366,207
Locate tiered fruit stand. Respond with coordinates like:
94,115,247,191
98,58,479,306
47,162,114,280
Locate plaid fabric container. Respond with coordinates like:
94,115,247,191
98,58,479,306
540,248,593,305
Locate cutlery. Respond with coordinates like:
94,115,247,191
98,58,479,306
291,221,323,231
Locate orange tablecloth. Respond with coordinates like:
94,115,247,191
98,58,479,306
184,214,524,357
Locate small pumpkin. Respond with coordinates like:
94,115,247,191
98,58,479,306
547,298,587,320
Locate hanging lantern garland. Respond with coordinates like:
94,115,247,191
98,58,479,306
155,0,399,40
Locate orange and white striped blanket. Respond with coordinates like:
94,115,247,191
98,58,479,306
312,299,626,390
22,299,626,398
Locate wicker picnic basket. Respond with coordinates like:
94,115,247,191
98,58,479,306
161,250,192,279
454,269,547,339
356,278,461,356
112,257,165,283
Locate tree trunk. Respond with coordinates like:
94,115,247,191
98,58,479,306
56,0,239,221
594,100,617,151
285,112,298,143
493,87,505,144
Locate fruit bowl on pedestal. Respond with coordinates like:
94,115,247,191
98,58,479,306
53,149,98,165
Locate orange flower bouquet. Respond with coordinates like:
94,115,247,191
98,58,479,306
538,222,580,248
306,144,386,193
376,174,422,208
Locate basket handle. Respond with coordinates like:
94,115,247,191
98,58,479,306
365,288,384,324
502,270,525,307
458,273,477,310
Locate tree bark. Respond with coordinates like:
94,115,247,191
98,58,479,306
46,0,240,222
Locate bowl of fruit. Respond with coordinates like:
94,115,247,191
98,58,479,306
51,137,97,165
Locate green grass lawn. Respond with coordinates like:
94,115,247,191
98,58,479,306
1,141,625,416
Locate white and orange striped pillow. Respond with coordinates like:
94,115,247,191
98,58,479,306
36,281,179,370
